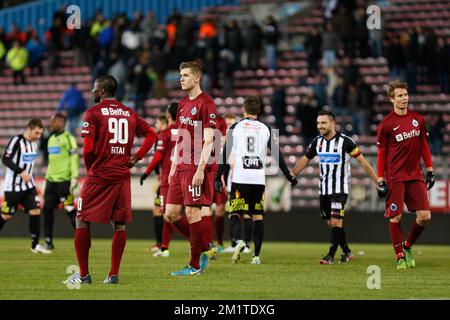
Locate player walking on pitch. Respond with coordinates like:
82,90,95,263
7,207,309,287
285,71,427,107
65,75,157,284
376,80,435,270
165,61,218,276
293,110,378,264
216,96,297,264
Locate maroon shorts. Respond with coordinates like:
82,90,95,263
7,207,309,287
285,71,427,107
160,186,169,213
76,181,132,223
385,180,430,218
213,188,227,205
166,169,215,207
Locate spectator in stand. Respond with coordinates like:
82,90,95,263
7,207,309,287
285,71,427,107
321,21,339,68
424,27,437,85
244,20,263,70
332,76,348,116
140,11,158,44
368,13,384,58
6,23,27,45
26,33,45,76
404,28,418,93
304,27,322,75
219,48,234,97
296,89,320,148
166,17,178,69
57,83,87,135
0,28,6,76
312,72,328,108
263,15,279,70
46,16,64,71
435,37,450,94
353,5,370,58
71,22,90,67
428,114,444,156
6,40,28,85
386,35,406,81
224,19,243,71
333,5,354,57
149,45,168,99
107,51,127,101
271,85,287,135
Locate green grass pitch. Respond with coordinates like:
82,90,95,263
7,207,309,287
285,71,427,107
1,238,449,300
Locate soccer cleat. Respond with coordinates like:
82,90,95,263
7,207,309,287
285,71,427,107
223,245,236,253
64,273,91,285
403,245,416,268
45,243,55,250
31,244,52,254
338,251,354,264
152,249,170,257
319,255,334,265
243,246,251,254
103,275,119,284
149,244,161,253
397,258,407,270
171,265,201,276
200,244,218,272
232,240,246,263
251,256,261,264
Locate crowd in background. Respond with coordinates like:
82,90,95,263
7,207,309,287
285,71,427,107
0,0,446,155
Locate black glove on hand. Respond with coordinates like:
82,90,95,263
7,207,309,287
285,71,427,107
215,179,223,193
377,181,388,198
287,175,298,186
425,171,435,190
140,173,148,186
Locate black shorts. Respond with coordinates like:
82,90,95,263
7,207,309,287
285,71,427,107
227,183,265,215
2,188,40,215
44,180,72,209
319,193,348,220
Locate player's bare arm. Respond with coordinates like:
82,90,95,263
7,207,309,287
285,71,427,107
354,154,378,185
293,155,310,176
192,127,214,186
168,142,178,185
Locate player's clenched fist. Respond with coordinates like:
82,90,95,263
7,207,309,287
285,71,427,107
377,181,388,198
425,171,435,190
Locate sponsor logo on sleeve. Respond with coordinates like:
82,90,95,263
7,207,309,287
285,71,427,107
101,108,109,115
390,203,398,212
209,113,216,119
82,122,89,127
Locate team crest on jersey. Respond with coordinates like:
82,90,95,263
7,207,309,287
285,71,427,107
390,203,398,212
412,119,418,127
191,107,197,115
82,122,89,127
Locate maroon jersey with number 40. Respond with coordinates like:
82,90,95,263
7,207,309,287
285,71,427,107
377,111,429,183
175,92,217,171
81,99,153,184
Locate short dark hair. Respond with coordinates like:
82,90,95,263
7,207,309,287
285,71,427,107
167,102,178,120
96,75,117,96
27,118,44,129
53,112,67,123
318,110,335,121
243,95,261,115
157,114,168,124
387,79,408,98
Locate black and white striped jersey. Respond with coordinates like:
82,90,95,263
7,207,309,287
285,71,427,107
2,135,38,192
220,117,291,186
305,132,361,195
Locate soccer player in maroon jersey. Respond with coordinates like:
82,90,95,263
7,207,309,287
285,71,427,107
140,103,189,257
65,75,157,284
166,61,218,276
206,115,227,251
377,80,435,270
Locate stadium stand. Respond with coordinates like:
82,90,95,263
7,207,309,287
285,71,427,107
0,0,448,211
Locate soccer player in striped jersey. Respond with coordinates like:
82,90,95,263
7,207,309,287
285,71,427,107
1,119,50,254
293,110,378,264
215,96,297,264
